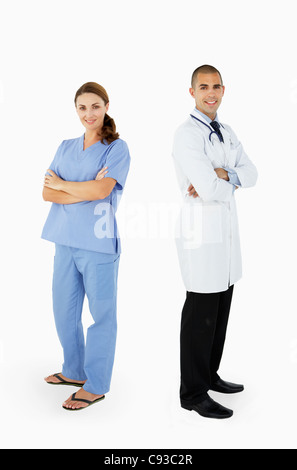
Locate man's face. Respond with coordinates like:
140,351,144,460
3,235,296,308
189,72,225,120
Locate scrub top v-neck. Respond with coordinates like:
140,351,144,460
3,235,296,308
41,135,131,254
77,134,103,159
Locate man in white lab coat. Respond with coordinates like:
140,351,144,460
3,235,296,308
172,65,257,419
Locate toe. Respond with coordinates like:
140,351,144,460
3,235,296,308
63,395,73,408
45,374,55,383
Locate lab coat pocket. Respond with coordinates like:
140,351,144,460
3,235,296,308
96,257,119,300
177,203,203,249
227,142,239,168
202,204,223,244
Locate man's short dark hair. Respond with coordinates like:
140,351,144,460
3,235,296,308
191,65,223,88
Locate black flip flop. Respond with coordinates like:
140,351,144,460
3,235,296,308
46,373,85,388
62,392,105,411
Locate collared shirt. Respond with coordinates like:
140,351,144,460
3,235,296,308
193,107,241,187
192,107,219,125
41,135,131,254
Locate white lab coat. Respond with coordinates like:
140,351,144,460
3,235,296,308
172,109,258,293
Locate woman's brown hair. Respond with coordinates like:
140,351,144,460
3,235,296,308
74,82,119,145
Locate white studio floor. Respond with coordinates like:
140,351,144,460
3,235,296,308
1,343,296,450
1,240,296,449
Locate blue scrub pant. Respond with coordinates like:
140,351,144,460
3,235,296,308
52,244,120,395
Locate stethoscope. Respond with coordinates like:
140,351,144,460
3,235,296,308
190,114,225,145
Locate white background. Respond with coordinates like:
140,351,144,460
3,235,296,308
0,0,296,450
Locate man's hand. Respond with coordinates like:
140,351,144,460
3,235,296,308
187,184,199,198
187,168,231,199
214,168,229,181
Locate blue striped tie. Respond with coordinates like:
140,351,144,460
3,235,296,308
210,121,224,143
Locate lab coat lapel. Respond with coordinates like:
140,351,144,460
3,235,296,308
190,108,212,133
220,125,233,166
190,110,223,167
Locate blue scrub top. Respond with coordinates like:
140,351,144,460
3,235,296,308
41,135,131,254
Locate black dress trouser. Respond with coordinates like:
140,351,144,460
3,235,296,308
180,285,234,406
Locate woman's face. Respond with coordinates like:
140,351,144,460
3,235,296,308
76,93,109,134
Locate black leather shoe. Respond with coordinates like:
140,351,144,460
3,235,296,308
210,378,244,394
181,395,233,419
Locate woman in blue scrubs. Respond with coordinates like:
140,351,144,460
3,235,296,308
42,82,130,411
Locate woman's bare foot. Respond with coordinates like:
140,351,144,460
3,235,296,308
63,388,104,410
44,373,86,386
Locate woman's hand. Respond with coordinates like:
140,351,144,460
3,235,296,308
95,166,108,180
44,169,65,191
